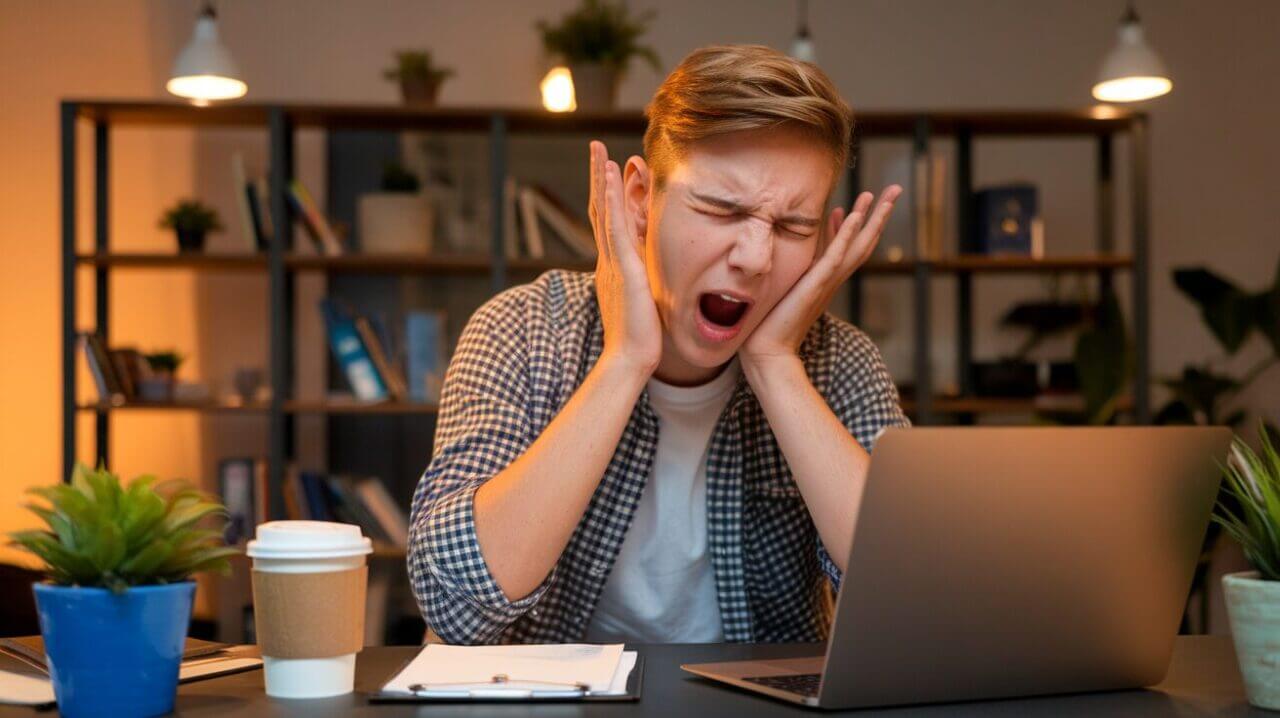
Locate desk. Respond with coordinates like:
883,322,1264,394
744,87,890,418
0,636,1261,716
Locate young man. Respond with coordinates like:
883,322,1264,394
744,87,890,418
408,44,906,645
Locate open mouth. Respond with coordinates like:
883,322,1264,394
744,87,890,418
698,292,751,328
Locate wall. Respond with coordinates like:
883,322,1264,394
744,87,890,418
2,0,1276,627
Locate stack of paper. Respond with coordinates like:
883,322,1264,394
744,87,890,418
381,643,638,697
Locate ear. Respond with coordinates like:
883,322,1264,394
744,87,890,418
622,155,651,242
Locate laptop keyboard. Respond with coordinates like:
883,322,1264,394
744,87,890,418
743,673,822,697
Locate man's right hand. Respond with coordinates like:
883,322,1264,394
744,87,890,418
587,140,664,379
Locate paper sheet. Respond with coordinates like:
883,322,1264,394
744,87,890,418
381,643,636,696
0,670,55,706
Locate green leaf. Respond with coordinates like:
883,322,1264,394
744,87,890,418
1074,289,1129,424
1175,268,1256,354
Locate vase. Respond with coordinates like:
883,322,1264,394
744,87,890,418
1223,571,1280,710
568,62,619,111
357,192,435,254
398,77,441,106
32,581,196,718
175,228,205,253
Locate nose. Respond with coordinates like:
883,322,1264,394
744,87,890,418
726,220,772,277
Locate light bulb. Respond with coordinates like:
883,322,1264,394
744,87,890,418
541,67,577,113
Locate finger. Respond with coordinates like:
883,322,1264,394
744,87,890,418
604,159,644,274
818,191,871,273
846,185,902,267
588,141,610,259
825,206,846,254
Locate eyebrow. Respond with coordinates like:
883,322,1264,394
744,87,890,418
689,191,821,228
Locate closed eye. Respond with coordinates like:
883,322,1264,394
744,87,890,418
698,208,812,238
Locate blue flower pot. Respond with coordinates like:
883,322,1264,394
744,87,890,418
32,581,195,718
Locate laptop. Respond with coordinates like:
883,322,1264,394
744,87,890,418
682,426,1232,709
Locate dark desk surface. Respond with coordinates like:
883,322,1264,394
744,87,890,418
2,636,1265,717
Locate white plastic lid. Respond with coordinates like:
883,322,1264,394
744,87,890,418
245,520,373,559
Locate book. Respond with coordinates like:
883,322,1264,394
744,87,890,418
518,185,545,259
528,183,597,259
354,477,409,549
322,475,392,544
405,311,447,403
218,458,257,545
912,152,947,260
319,298,389,401
254,177,274,244
230,152,258,252
287,180,343,256
503,175,521,259
79,333,123,404
244,181,269,251
354,315,407,402
974,184,1038,255
298,471,335,521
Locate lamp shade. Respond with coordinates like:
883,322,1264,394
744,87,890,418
166,8,247,103
1092,13,1171,103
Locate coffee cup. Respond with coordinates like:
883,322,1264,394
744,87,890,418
246,521,373,698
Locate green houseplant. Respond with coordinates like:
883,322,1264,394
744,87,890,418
159,199,222,253
383,50,454,106
535,0,661,111
140,350,185,402
1214,423,1280,710
7,463,237,717
358,162,434,254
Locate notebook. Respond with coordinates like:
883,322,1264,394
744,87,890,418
372,643,643,702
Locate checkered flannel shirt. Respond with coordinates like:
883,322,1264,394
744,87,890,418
408,269,908,645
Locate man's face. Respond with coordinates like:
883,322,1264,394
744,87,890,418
624,127,836,385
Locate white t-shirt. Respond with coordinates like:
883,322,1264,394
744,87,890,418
584,357,741,643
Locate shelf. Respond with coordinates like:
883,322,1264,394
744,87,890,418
76,253,267,271
901,394,1135,414
77,252,1126,277
78,399,440,415
863,254,1133,275
283,400,439,415
70,101,1141,137
76,400,269,413
288,253,594,275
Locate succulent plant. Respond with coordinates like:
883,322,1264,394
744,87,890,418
8,463,238,593
144,350,184,375
158,199,223,233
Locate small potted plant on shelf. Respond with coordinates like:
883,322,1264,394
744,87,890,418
1215,422,1280,710
383,50,454,106
535,0,661,111
357,162,435,255
139,350,184,402
159,199,222,253
7,463,237,718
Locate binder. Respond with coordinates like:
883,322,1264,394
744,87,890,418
367,649,644,703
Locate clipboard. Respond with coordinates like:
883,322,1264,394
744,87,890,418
366,649,644,703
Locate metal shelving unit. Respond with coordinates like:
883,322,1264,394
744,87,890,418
60,101,1150,512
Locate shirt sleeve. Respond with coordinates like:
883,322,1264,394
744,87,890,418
817,324,911,593
406,286,558,644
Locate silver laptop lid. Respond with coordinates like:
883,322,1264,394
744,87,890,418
819,426,1231,708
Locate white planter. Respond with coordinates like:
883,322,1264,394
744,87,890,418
357,193,434,254
1224,570,1280,710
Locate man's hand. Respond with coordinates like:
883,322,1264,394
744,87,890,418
739,185,903,376
588,140,664,379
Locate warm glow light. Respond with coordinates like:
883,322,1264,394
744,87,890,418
165,74,248,102
540,67,577,113
1091,76,1172,103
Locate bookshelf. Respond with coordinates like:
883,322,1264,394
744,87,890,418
60,101,1151,638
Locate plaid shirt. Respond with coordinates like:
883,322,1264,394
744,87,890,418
408,270,908,645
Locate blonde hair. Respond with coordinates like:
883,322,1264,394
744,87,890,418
643,44,853,191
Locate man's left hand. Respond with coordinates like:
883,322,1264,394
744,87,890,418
739,184,903,374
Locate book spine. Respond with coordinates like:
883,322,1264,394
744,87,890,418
320,299,388,401
289,180,343,256
518,187,545,259
354,315,406,402
355,477,409,549
405,311,446,403
231,152,258,252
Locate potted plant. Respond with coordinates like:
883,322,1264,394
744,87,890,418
1214,422,1280,710
140,350,184,402
535,0,661,111
357,163,435,255
383,50,454,106
159,199,222,253
6,463,237,718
